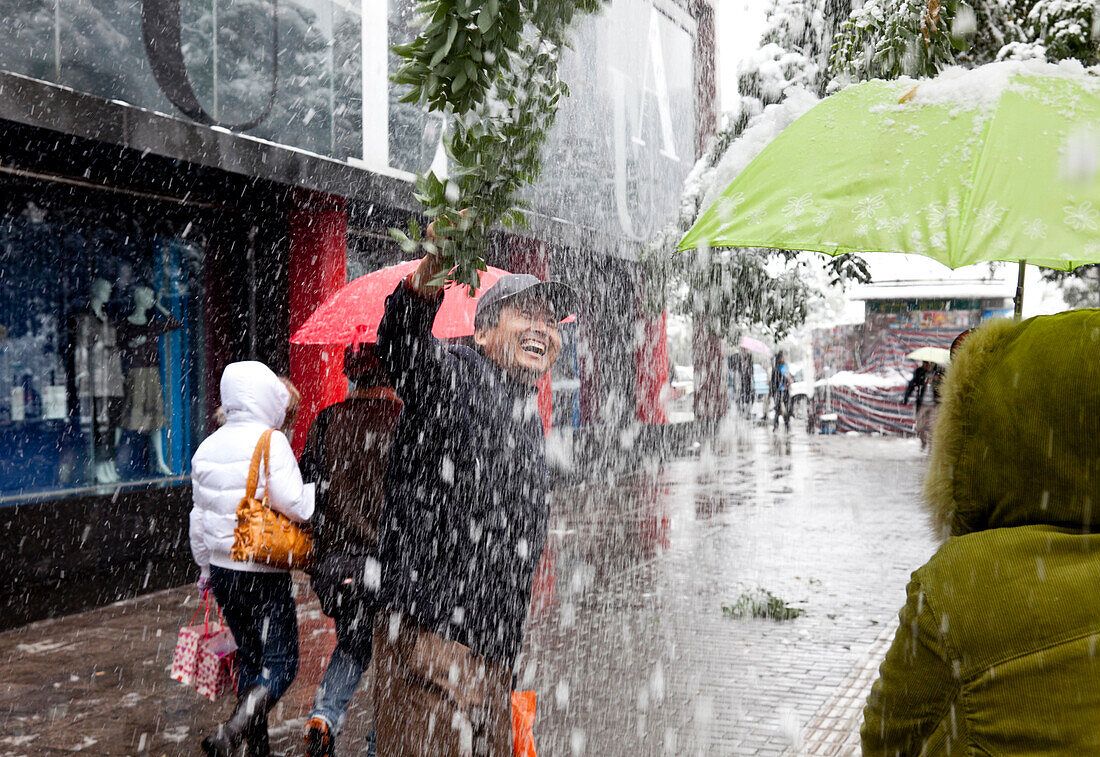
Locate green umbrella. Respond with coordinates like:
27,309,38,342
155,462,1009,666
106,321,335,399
679,62,1100,315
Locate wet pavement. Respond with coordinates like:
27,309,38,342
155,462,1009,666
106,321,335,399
0,424,937,756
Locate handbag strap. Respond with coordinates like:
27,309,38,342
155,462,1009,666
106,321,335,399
200,590,227,637
203,590,214,636
245,429,276,505
186,590,226,636
355,386,401,402
222,650,239,689
187,595,206,628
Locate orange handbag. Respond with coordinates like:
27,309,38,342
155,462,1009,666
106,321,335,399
230,429,314,570
512,690,537,757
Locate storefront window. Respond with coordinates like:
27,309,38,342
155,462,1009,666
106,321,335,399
388,0,446,175
0,0,361,160
0,204,205,504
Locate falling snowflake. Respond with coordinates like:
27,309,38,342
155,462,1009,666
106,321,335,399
1064,201,1099,232
746,207,767,225
782,193,814,218
926,202,959,226
974,202,1007,232
852,194,885,220
715,192,745,220
1021,219,1048,239
876,216,905,233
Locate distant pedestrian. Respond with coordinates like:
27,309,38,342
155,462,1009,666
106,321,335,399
740,351,754,413
769,351,793,431
863,312,1100,755
729,349,754,417
189,362,315,757
373,250,576,755
301,345,402,757
902,360,944,449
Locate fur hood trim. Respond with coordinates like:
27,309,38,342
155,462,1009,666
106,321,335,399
924,318,1019,540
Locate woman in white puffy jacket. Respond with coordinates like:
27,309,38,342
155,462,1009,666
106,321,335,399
189,361,315,757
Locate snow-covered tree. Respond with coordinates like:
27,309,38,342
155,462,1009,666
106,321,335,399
827,0,970,84
828,0,1100,298
828,0,1098,84
644,0,869,342
1026,0,1099,64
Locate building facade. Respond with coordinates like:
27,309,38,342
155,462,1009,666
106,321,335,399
0,0,716,627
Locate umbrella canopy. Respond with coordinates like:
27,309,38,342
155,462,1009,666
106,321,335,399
679,61,1100,274
907,347,951,365
291,261,510,344
739,335,773,356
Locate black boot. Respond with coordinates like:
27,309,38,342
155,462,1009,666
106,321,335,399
201,685,276,757
244,718,271,757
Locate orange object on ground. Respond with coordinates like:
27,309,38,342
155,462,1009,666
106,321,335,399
512,690,537,757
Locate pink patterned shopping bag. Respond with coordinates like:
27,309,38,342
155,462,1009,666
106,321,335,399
170,592,235,698
195,627,238,701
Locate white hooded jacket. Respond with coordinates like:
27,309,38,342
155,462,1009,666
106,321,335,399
189,361,315,576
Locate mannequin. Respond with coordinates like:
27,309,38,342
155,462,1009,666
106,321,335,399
117,285,181,476
73,278,124,484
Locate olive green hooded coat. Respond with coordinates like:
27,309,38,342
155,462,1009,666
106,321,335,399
862,311,1100,756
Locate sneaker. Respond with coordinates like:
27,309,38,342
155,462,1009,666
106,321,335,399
304,717,335,757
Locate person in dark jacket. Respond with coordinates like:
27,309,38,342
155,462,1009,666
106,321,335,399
301,344,402,757
903,360,945,449
769,351,793,431
728,349,754,417
373,249,575,756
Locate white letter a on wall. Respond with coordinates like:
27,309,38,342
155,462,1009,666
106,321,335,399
634,6,679,162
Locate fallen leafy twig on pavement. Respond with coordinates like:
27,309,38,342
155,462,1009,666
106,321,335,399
722,589,805,621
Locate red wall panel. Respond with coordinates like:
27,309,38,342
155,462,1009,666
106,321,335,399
288,195,348,455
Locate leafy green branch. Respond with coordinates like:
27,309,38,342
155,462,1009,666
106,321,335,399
389,0,608,292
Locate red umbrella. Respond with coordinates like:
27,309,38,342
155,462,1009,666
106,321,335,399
293,260,577,344
291,260,511,344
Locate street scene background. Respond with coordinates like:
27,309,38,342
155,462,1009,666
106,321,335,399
1,425,936,755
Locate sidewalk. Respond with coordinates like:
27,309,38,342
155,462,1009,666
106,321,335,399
0,425,936,755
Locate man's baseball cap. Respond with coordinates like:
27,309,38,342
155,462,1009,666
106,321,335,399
474,274,577,330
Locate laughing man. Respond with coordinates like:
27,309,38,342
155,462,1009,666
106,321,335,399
373,250,576,755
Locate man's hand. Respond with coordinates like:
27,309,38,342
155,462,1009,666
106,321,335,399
406,209,471,298
407,252,446,299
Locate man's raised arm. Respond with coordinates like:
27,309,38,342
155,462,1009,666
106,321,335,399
376,253,451,407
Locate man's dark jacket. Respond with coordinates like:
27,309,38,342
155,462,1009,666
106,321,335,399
375,281,549,669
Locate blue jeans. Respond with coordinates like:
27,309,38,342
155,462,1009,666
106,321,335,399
209,566,299,701
310,601,375,752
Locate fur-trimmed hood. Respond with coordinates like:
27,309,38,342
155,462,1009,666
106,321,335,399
925,310,1100,540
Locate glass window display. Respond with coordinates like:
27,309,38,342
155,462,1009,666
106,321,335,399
0,205,205,503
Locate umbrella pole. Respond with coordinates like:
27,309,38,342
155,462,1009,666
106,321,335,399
1014,260,1026,320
